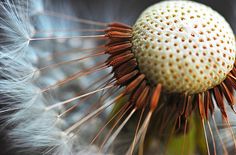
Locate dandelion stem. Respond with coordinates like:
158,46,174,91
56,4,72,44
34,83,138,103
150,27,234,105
207,121,217,155
99,103,132,151
58,74,113,117
138,111,152,155
45,45,106,61
41,63,108,92
212,115,228,154
225,118,236,151
36,51,105,73
34,28,105,35
64,93,125,134
128,107,145,155
103,108,136,152
90,102,130,144
46,84,114,111
202,119,210,155
29,34,106,41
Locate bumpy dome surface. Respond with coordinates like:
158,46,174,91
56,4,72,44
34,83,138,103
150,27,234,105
132,1,235,94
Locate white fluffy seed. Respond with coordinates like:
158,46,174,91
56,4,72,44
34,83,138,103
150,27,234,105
132,1,235,94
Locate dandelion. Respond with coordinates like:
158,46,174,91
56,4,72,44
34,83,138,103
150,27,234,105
0,0,236,155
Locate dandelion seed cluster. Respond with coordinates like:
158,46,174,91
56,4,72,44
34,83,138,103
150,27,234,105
132,1,235,94
1,0,236,154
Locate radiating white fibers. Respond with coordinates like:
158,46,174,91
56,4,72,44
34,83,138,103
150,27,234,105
0,0,106,154
0,0,31,59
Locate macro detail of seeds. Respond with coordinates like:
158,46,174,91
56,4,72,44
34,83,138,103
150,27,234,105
0,0,236,155
132,1,235,94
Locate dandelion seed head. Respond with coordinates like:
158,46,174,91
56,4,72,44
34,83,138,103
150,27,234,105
2,0,236,154
132,1,235,94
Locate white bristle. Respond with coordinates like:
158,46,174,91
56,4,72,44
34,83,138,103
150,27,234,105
0,0,106,154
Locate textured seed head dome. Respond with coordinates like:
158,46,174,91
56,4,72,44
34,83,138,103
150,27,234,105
132,1,235,94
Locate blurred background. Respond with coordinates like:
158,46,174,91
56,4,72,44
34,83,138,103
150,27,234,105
0,0,235,154
69,0,236,32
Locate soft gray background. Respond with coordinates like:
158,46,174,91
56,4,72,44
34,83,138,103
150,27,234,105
70,0,236,32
